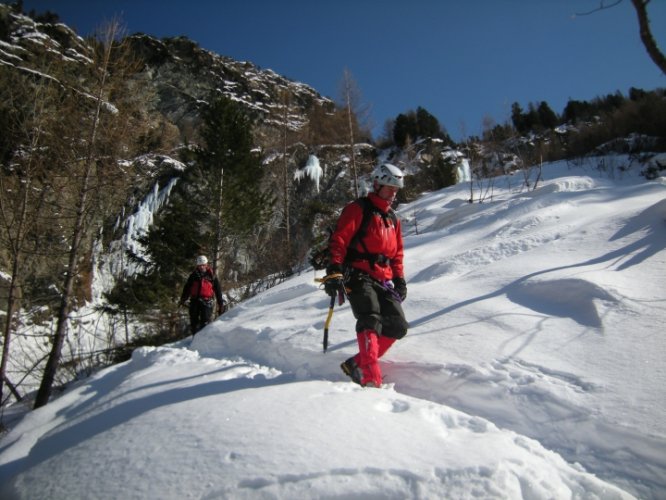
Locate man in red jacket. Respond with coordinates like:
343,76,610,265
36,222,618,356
180,255,226,336
323,163,408,388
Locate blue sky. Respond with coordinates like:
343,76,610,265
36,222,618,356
22,0,666,141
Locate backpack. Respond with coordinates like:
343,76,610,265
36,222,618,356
309,197,397,271
190,271,215,300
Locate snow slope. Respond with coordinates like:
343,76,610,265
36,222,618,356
1,158,664,499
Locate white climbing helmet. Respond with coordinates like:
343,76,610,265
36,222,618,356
196,255,208,266
372,163,404,189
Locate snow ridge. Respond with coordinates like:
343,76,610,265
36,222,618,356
1,158,664,499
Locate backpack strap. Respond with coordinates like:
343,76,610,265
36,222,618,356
345,197,397,268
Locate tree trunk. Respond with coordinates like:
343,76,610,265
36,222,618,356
34,24,114,409
213,166,224,274
0,89,49,404
346,95,358,198
631,0,666,75
282,94,291,261
1,268,21,403
34,146,96,408
0,181,29,403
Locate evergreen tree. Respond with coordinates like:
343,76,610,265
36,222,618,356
562,99,594,124
525,103,540,132
511,102,526,133
629,87,647,101
196,95,273,263
537,101,559,129
511,101,558,133
415,106,441,139
109,95,273,316
393,113,413,147
393,106,451,147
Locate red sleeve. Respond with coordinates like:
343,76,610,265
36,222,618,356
328,202,364,266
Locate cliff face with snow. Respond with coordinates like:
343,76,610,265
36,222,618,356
123,33,335,143
0,4,470,254
0,5,334,139
0,5,344,278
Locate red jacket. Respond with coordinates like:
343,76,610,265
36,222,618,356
329,193,404,282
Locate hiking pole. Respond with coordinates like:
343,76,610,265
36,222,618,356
323,295,335,353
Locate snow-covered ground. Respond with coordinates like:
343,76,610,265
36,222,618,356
1,158,664,499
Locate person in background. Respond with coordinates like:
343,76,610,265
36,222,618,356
180,255,226,336
322,163,409,388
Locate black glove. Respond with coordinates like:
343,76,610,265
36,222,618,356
323,264,344,298
393,276,407,301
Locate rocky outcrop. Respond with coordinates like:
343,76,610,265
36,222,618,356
126,34,335,142
1,4,335,149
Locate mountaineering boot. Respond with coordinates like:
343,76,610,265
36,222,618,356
340,357,363,385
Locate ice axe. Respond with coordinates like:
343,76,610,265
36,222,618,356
323,295,335,353
316,274,345,353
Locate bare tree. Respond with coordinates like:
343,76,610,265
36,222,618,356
34,20,139,408
630,0,666,74
0,60,66,405
281,90,292,260
576,0,666,75
338,69,370,198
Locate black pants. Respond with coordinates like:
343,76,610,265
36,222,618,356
346,271,408,339
189,299,214,335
